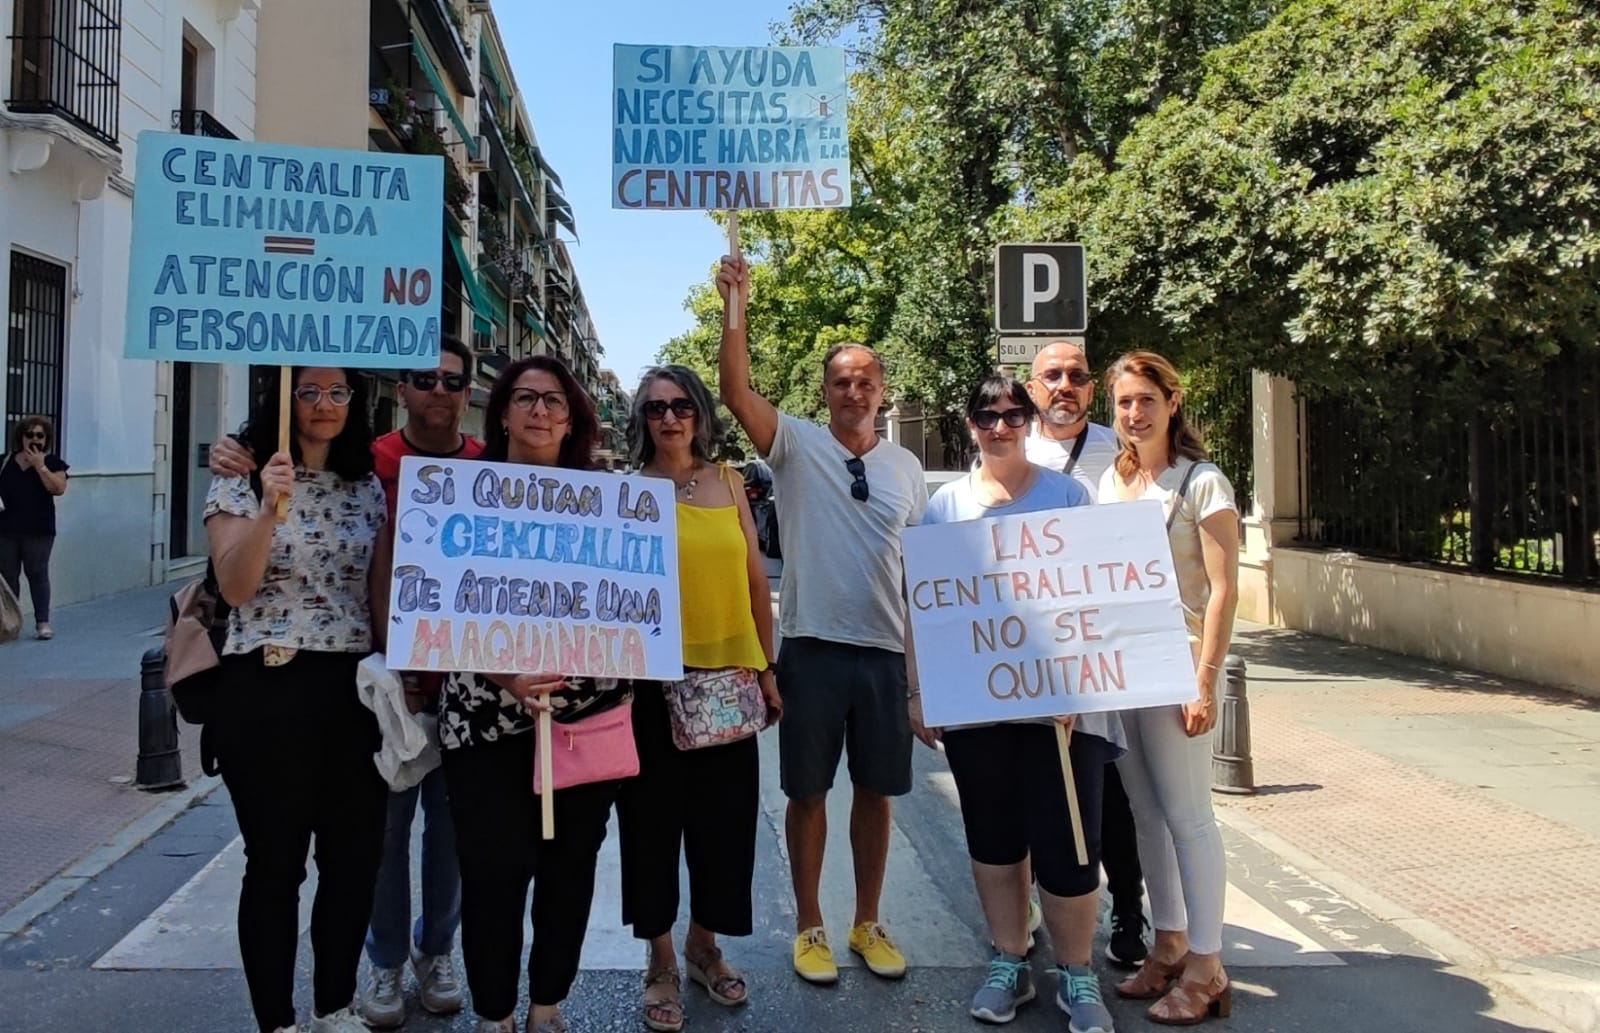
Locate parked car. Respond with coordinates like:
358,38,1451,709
742,459,780,558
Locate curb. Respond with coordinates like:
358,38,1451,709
1216,804,1598,1033
0,775,224,946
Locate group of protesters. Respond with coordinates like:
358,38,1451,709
198,250,1238,1033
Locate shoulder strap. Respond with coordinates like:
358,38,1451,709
1165,461,1212,531
1060,429,1089,476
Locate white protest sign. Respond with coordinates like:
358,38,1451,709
901,499,1196,729
386,456,683,680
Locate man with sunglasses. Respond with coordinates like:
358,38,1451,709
1023,341,1148,970
717,253,929,989
210,338,478,1027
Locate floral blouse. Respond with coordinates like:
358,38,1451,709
203,469,387,655
438,673,629,750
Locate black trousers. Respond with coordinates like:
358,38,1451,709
1102,762,1145,915
443,732,620,1018
616,685,759,940
0,531,52,622
214,650,387,1033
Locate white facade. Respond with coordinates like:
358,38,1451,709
0,0,259,609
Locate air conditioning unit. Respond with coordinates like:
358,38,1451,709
471,330,495,355
466,136,490,172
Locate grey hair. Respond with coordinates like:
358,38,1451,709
626,364,730,468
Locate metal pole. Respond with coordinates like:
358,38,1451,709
1211,653,1255,795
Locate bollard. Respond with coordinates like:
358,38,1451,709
1211,653,1255,795
136,646,185,791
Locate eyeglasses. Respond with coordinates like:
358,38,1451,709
293,385,354,406
641,398,698,421
407,371,469,393
972,408,1030,430
23,430,46,440
1037,368,1094,389
844,456,869,503
510,389,569,415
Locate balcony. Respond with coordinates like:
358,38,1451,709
171,108,237,140
6,0,122,148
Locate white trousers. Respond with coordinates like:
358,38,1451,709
1115,704,1227,954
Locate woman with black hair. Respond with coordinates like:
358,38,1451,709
204,366,391,1033
437,356,628,1033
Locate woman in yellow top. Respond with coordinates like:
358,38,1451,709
615,364,780,1033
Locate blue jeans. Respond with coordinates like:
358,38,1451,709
364,766,462,968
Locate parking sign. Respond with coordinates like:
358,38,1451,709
994,243,1087,333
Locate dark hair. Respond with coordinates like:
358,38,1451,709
1104,350,1209,478
431,334,473,380
822,342,886,381
626,365,729,468
10,415,54,454
241,367,375,481
483,356,599,469
965,375,1037,422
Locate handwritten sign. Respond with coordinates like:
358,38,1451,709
901,500,1196,729
386,457,684,680
612,44,850,210
124,131,443,368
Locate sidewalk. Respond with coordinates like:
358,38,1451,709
0,580,213,922
1219,621,1600,1033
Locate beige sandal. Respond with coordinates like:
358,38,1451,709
642,967,683,1032
685,945,748,1007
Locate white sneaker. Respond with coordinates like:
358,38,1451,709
306,1006,368,1033
411,947,464,1014
358,965,405,1028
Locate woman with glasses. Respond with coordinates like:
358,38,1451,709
906,375,1122,1032
437,356,627,1033
1098,351,1238,1025
0,416,68,640
614,365,780,1032
204,367,390,1033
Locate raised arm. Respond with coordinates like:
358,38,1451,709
206,452,293,608
715,253,779,455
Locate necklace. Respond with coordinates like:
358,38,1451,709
660,462,700,500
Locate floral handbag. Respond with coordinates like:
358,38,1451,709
663,667,765,750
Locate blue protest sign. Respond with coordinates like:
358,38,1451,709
124,131,444,368
612,44,851,210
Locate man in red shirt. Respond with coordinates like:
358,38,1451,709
209,337,480,1027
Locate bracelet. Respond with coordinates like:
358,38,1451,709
907,688,922,699
1198,661,1220,672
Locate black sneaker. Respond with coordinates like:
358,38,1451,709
1105,910,1149,968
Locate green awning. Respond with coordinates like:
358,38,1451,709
521,309,545,338
473,314,492,336
413,40,478,160
447,230,504,327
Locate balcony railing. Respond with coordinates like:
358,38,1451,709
171,108,237,140
6,0,122,148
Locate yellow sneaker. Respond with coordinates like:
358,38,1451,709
792,926,838,985
848,921,907,979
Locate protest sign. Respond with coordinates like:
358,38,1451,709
124,131,443,368
901,499,1196,730
612,44,851,211
386,456,684,681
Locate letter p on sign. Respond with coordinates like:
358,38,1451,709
994,243,1087,334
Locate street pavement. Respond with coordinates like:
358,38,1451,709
0,567,1594,1032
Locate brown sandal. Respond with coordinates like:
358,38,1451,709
1148,970,1232,1025
642,967,683,1032
1115,952,1187,1000
685,945,748,1007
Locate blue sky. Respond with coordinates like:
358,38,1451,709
496,2,795,388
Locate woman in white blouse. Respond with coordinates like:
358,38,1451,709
1097,351,1239,1026
205,366,391,1033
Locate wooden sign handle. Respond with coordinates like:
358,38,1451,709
1056,722,1089,866
725,210,741,331
275,367,291,522
539,709,555,840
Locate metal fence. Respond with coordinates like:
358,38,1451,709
6,0,122,147
1296,353,1600,585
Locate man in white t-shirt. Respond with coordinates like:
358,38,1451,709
717,253,929,988
1023,340,1150,968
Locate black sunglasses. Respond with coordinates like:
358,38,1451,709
844,456,869,503
972,408,1030,431
641,398,698,421
407,371,469,392
23,430,46,440
1037,368,1094,388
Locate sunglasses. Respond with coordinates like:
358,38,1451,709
844,456,869,503
972,408,1030,430
293,385,354,406
641,398,698,421
23,431,46,440
407,371,469,393
1037,368,1094,388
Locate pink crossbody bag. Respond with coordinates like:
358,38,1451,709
532,698,640,794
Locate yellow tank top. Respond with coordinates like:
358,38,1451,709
675,465,768,671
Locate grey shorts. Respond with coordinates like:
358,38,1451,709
777,636,912,800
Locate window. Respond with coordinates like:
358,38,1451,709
6,251,68,452
6,0,122,147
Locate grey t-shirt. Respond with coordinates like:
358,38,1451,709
1024,422,1118,501
767,413,929,653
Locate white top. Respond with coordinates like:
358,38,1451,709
767,413,928,653
1098,457,1237,638
921,468,1124,749
1024,422,1119,501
